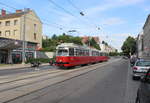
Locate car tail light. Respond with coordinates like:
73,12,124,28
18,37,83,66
133,67,138,70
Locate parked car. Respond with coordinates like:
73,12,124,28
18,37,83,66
122,56,128,59
130,55,137,66
132,60,150,80
135,69,150,103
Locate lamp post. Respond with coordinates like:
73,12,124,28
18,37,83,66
22,8,26,64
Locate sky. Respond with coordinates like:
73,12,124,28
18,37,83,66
0,0,150,51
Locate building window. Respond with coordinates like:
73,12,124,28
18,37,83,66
5,30,10,36
14,20,18,25
34,33,37,40
14,30,17,35
34,24,36,32
0,31,1,36
5,21,10,26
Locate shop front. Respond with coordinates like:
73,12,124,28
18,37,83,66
0,37,38,64
0,50,8,64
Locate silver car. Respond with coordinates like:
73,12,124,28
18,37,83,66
132,60,150,80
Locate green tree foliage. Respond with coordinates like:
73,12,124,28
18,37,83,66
102,41,108,46
52,34,57,40
42,34,83,52
121,36,136,56
109,52,119,56
85,38,101,50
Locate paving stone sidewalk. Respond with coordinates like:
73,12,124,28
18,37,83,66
0,63,49,70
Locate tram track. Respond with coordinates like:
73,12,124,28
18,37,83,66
0,69,62,84
0,62,106,93
0,58,121,103
0,61,107,85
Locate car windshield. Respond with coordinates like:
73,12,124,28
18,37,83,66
136,61,150,67
56,49,68,56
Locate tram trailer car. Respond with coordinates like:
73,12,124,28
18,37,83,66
55,43,109,68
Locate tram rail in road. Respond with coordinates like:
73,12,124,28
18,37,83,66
0,58,121,103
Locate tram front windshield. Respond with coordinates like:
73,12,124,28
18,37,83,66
57,49,68,56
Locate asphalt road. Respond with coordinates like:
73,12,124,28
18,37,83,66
7,58,140,103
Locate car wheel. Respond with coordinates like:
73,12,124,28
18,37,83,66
132,76,136,80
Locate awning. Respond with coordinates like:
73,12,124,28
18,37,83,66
0,37,22,50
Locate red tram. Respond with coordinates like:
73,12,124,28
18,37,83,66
55,43,109,68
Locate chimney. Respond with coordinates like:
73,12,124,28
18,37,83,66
1,9,6,16
16,10,22,13
24,8,30,12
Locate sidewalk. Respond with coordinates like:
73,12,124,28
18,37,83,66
0,63,49,71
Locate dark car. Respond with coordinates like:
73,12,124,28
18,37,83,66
136,69,150,103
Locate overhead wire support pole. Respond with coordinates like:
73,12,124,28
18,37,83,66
22,8,26,64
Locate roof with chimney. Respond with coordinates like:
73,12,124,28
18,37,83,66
0,9,30,20
82,36,100,44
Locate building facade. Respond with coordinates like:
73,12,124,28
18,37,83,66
0,9,42,64
136,31,144,58
142,15,150,59
100,43,117,53
82,36,100,45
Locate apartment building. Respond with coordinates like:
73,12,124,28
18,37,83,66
0,9,42,64
142,14,150,59
100,43,117,53
136,31,144,58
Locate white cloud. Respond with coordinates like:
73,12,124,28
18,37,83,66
86,0,145,16
102,17,125,26
144,6,150,12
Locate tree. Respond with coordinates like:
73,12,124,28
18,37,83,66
102,41,108,46
121,36,136,56
42,34,83,52
85,37,101,50
52,34,57,40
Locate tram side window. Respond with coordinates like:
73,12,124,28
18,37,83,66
92,51,96,56
82,50,84,56
83,50,86,56
87,50,89,56
92,51,94,56
98,52,100,56
96,52,99,56
69,48,74,56
74,49,77,56
86,50,89,56
78,49,80,56
104,53,106,56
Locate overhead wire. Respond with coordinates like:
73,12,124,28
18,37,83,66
67,0,81,12
47,0,98,29
0,1,79,31
66,0,101,30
